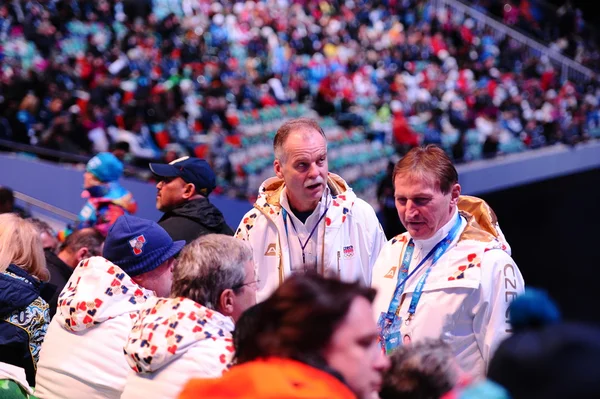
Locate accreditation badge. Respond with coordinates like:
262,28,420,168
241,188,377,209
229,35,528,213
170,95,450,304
377,312,403,355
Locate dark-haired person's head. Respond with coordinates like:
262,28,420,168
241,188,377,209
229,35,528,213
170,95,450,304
59,227,104,268
0,186,15,213
233,302,265,364
250,273,390,399
149,157,217,212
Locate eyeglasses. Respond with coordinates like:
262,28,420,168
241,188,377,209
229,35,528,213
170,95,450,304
232,280,260,290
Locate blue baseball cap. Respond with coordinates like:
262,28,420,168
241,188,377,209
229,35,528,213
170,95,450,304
103,214,185,277
86,152,124,183
149,157,216,196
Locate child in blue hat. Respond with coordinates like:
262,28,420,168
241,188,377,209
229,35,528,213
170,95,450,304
76,152,138,236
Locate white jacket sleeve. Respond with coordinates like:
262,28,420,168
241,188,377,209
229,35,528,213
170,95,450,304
368,221,388,274
355,199,388,286
473,249,525,372
367,206,388,267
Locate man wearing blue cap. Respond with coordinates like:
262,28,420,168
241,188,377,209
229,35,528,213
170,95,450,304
35,215,185,399
149,156,233,244
77,152,137,236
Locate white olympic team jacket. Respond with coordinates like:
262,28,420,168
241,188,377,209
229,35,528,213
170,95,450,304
235,173,387,302
35,257,153,399
371,197,524,380
121,296,235,399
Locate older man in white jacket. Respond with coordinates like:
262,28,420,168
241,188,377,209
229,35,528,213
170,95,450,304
121,234,256,399
35,215,184,399
236,118,387,302
371,145,524,381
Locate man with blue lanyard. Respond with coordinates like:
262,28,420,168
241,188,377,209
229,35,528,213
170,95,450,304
235,117,387,302
371,145,523,381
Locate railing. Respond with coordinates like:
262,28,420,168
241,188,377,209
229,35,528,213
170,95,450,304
0,138,91,164
433,0,597,83
13,190,79,222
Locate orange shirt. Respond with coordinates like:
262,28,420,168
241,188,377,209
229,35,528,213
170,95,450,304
179,358,357,399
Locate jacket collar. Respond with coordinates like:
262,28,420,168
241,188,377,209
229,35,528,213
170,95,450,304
254,173,351,220
0,265,42,315
413,208,460,254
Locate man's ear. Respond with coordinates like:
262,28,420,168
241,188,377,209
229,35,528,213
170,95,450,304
131,275,143,287
167,257,176,273
273,158,284,180
76,247,89,263
450,183,461,207
182,182,196,199
218,289,235,317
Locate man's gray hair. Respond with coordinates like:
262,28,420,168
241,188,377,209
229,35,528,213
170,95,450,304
380,339,460,399
171,234,253,310
30,218,55,236
273,117,326,162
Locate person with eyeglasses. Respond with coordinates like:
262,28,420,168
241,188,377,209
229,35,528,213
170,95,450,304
121,234,256,399
179,274,390,399
235,117,387,302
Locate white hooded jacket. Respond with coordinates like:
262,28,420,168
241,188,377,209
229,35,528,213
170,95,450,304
371,197,523,380
236,173,387,302
121,297,235,399
35,257,153,399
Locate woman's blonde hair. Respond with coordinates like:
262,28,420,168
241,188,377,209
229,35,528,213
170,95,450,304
0,213,49,281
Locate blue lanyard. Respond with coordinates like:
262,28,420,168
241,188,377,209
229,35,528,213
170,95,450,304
384,214,463,324
282,207,329,265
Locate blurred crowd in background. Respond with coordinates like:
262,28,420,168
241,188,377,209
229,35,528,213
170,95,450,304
1,0,600,204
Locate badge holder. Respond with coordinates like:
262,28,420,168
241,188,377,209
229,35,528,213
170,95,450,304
378,312,404,355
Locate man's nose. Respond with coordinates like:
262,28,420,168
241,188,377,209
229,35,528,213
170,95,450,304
405,200,418,216
374,349,391,372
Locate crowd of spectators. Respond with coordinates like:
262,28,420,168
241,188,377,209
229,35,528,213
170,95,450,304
467,0,600,72
1,0,600,200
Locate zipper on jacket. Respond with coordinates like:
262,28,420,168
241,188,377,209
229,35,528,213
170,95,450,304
337,251,341,276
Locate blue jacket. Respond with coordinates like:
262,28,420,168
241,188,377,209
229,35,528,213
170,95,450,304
0,265,50,387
